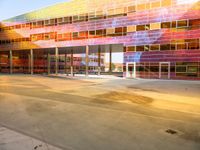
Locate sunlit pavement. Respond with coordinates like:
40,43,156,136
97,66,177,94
0,74,200,150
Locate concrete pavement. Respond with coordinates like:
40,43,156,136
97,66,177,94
0,75,200,150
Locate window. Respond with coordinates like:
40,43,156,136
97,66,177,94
161,0,172,7
150,22,161,30
58,18,63,23
188,66,198,73
37,21,44,28
171,21,176,28
63,16,72,24
34,34,43,41
79,31,88,39
57,34,63,40
177,20,188,28
57,17,72,24
128,5,136,13
150,44,160,51
137,4,146,11
127,25,136,32
72,32,79,40
160,44,170,50
189,19,200,29
64,33,72,41
136,46,145,52
177,43,187,50
31,35,37,41
144,45,149,51
106,28,115,36
136,24,150,31
26,23,30,28
79,14,88,22
151,1,161,9
44,33,50,40
89,30,96,37
15,24,21,29
49,19,56,25
72,15,79,23
145,24,150,30
96,11,104,19
115,7,126,16
57,33,71,41
21,24,26,28
96,29,106,37
136,25,145,31
170,44,176,50
161,22,171,28
186,39,200,50
88,12,95,20
176,66,187,72
107,9,115,18
115,27,123,35
126,46,136,52
44,20,49,25
32,22,37,28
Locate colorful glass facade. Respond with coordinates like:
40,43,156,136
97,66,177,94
0,0,200,79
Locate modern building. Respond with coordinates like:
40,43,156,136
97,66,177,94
0,0,200,80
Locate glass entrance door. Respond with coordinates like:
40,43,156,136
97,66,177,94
159,62,170,79
126,62,136,78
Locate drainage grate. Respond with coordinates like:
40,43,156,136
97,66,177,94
166,129,178,135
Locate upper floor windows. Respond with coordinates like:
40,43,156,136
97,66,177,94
107,7,126,18
72,14,88,23
150,44,160,51
57,33,72,41
44,19,56,26
136,24,150,31
150,22,161,30
127,25,136,32
161,22,171,28
177,20,188,28
31,32,56,41
58,16,72,24
125,38,200,52
127,5,136,13
151,1,161,9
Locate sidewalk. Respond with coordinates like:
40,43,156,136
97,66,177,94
0,126,61,150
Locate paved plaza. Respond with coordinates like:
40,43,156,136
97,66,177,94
0,75,200,150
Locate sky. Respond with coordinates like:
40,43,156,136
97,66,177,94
0,0,70,21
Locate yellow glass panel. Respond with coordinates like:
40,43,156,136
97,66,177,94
128,5,136,13
146,3,151,10
127,46,135,52
191,2,200,10
106,28,115,34
108,9,115,16
115,7,125,14
151,1,161,9
127,25,136,32
137,4,146,11
150,22,161,30
161,0,172,7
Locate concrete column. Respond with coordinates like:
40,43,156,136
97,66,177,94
85,45,89,77
109,45,112,74
55,47,59,75
0,52,2,73
98,45,101,76
30,49,33,75
9,50,13,74
65,51,67,75
70,49,74,76
47,53,51,75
